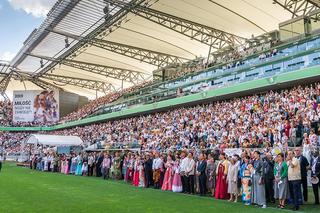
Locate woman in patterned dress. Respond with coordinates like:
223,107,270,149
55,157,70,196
240,155,253,205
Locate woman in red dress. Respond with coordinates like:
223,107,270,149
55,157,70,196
132,155,140,187
215,153,229,199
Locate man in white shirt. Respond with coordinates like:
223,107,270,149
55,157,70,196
186,152,196,194
152,151,163,189
287,151,302,211
87,153,94,176
179,151,189,193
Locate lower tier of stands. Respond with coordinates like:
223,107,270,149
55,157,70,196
2,73,320,156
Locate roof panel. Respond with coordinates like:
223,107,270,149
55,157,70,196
5,0,309,98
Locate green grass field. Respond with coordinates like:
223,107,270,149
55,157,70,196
0,163,318,213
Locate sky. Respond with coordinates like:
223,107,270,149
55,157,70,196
0,0,56,63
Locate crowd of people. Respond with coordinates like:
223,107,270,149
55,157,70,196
2,82,320,156
0,64,319,211
165,39,280,80
28,147,320,211
0,100,12,126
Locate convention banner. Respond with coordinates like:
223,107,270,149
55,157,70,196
13,90,59,123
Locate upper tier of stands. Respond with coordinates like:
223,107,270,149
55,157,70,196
0,17,320,126
92,33,320,117
2,30,320,128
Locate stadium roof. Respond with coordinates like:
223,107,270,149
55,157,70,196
1,0,320,99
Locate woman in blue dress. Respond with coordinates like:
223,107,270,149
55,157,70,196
240,155,253,205
70,154,77,174
75,154,83,176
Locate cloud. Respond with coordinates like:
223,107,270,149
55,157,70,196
0,51,16,62
7,0,56,18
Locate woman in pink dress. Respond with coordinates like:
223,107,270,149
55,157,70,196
64,157,69,174
162,155,173,191
132,155,140,187
172,157,183,193
60,155,66,174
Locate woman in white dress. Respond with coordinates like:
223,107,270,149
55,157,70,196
43,154,48,171
302,133,313,164
227,157,239,202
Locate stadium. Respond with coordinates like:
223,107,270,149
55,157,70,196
1,0,320,212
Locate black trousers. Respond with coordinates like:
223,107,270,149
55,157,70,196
53,165,58,173
145,169,153,187
289,180,302,208
313,182,320,204
182,176,189,193
0,162,2,172
102,168,109,179
160,171,165,188
96,164,101,177
88,165,93,176
301,177,308,202
265,178,275,202
198,175,207,195
188,175,195,194
48,162,52,172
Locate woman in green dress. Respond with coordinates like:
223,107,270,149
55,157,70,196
112,152,122,179
274,153,289,209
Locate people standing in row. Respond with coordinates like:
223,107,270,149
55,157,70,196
27,148,320,210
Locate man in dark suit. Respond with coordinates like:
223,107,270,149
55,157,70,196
96,152,104,177
264,152,275,203
144,153,153,188
311,150,320,205
197,153,207,196
295,148,310,203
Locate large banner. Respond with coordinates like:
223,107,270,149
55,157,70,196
13,90,59,123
